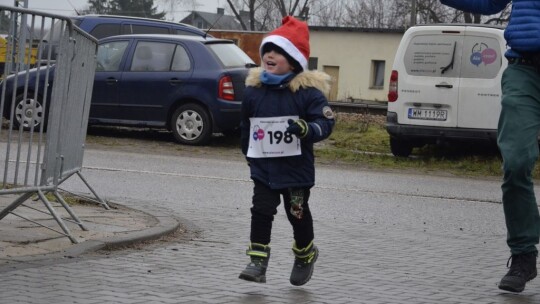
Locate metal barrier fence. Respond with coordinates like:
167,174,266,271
0,5,107,243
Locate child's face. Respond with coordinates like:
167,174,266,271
262,50,294,75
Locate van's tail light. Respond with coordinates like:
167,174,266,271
219,76,235,101
388,70,398,102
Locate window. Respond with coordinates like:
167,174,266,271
90,24,121,39
171,45,191,71
96,41,129,71
130,41,175,72
404,35,461,78
131,25,170,34
308,57,318,70
207,43,254,68
371,60,385,89
460,35,501,79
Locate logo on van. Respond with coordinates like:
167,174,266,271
470,43,497,66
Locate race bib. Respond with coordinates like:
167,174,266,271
247,116,301,158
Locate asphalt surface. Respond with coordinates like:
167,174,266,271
0,137,539,304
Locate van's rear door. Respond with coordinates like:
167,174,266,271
397,27,464,128
457,27,505,130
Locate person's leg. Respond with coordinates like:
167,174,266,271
239,181,281,283
497,63,540,292
250,181,281,244
283,187,318,286
283,187,314,247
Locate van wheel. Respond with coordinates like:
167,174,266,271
170,103,212,145
390,137,413,157
13,93,47,132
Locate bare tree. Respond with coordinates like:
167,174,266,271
159,0,202,21
309,0,349,26
223,0,511,30
225,0,313,31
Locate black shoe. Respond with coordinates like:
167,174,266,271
498,252,537,292
290,242,318,286
239,243,270,283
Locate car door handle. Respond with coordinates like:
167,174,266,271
169,78,182,85
435,83,453,88
105,77,118,84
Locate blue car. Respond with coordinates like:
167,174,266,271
3,34,256,145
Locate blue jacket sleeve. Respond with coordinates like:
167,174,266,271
440,0,510,15
302,89,335,143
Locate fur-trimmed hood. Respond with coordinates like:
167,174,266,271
245,67,331,96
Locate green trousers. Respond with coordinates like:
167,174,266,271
497,63,540,255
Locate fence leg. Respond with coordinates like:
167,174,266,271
37,189,78,244
53,190,88,231
0,192,33,220
76,171,110,210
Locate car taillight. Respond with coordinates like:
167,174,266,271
388,70,398,102
219,76,235,101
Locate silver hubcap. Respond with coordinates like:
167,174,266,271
175,110,203,141
15,98,43,129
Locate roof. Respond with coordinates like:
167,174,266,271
100,33,232,44
413,23,505,30
72,14,201,30
180,10,264,31
309,26,406,34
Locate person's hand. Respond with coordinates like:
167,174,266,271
286,119,309,138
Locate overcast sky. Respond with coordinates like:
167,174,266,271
0,0,222,21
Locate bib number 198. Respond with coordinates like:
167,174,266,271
267,131,294,145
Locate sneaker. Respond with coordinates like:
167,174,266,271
498,252,537,292
290,242,318,286
239,243,270,283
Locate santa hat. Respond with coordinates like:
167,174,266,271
260,16,310,71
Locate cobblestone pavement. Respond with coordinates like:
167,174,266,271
0,147,539,304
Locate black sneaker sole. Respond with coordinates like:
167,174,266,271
239,273,266,283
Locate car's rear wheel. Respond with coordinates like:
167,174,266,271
171,103,212,145
13,93,47,131
390,137,413,157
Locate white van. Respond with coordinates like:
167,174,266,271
386,24,506,157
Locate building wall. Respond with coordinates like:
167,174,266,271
310,29,403,102
210,28,404,102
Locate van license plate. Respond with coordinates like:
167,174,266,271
408,108,447,121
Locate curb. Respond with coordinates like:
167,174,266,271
64,201,181,257
0,200,181,272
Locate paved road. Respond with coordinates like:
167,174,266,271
0,142,539,304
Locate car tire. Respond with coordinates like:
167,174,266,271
171,103,212,145
390,137,413,157
13,92,47,132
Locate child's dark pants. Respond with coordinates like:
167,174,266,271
250,180,314,249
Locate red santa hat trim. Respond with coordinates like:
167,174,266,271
260,16,310,71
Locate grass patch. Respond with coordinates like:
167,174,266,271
315,113,524,178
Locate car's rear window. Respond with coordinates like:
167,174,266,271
206,43,254,68
460,35,502,79
404,34,462,78
403,33,502,79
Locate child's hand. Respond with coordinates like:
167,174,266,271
287,119,309,138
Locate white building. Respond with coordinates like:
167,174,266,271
309,26,404,102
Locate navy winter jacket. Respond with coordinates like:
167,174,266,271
441,0,540,56
240,68,335,189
